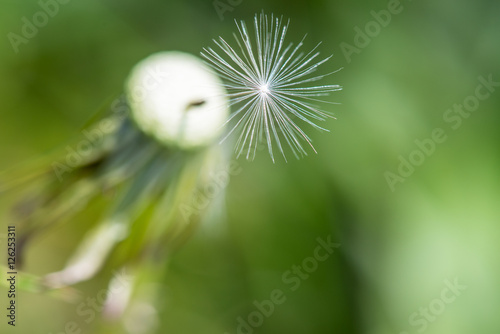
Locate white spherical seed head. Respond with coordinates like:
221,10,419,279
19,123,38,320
126,51,229,149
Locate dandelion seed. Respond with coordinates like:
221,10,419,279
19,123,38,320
201,12,342,162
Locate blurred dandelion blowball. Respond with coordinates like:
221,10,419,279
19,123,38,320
126,51,229,149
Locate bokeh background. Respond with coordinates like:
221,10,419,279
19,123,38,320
1,0,499,333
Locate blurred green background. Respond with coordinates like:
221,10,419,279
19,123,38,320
1,0,500,333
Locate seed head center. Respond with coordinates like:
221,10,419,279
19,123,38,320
259,83,270,95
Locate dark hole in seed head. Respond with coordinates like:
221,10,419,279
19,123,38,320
188,99,206,108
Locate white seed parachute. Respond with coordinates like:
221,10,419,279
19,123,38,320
202,12,342,162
